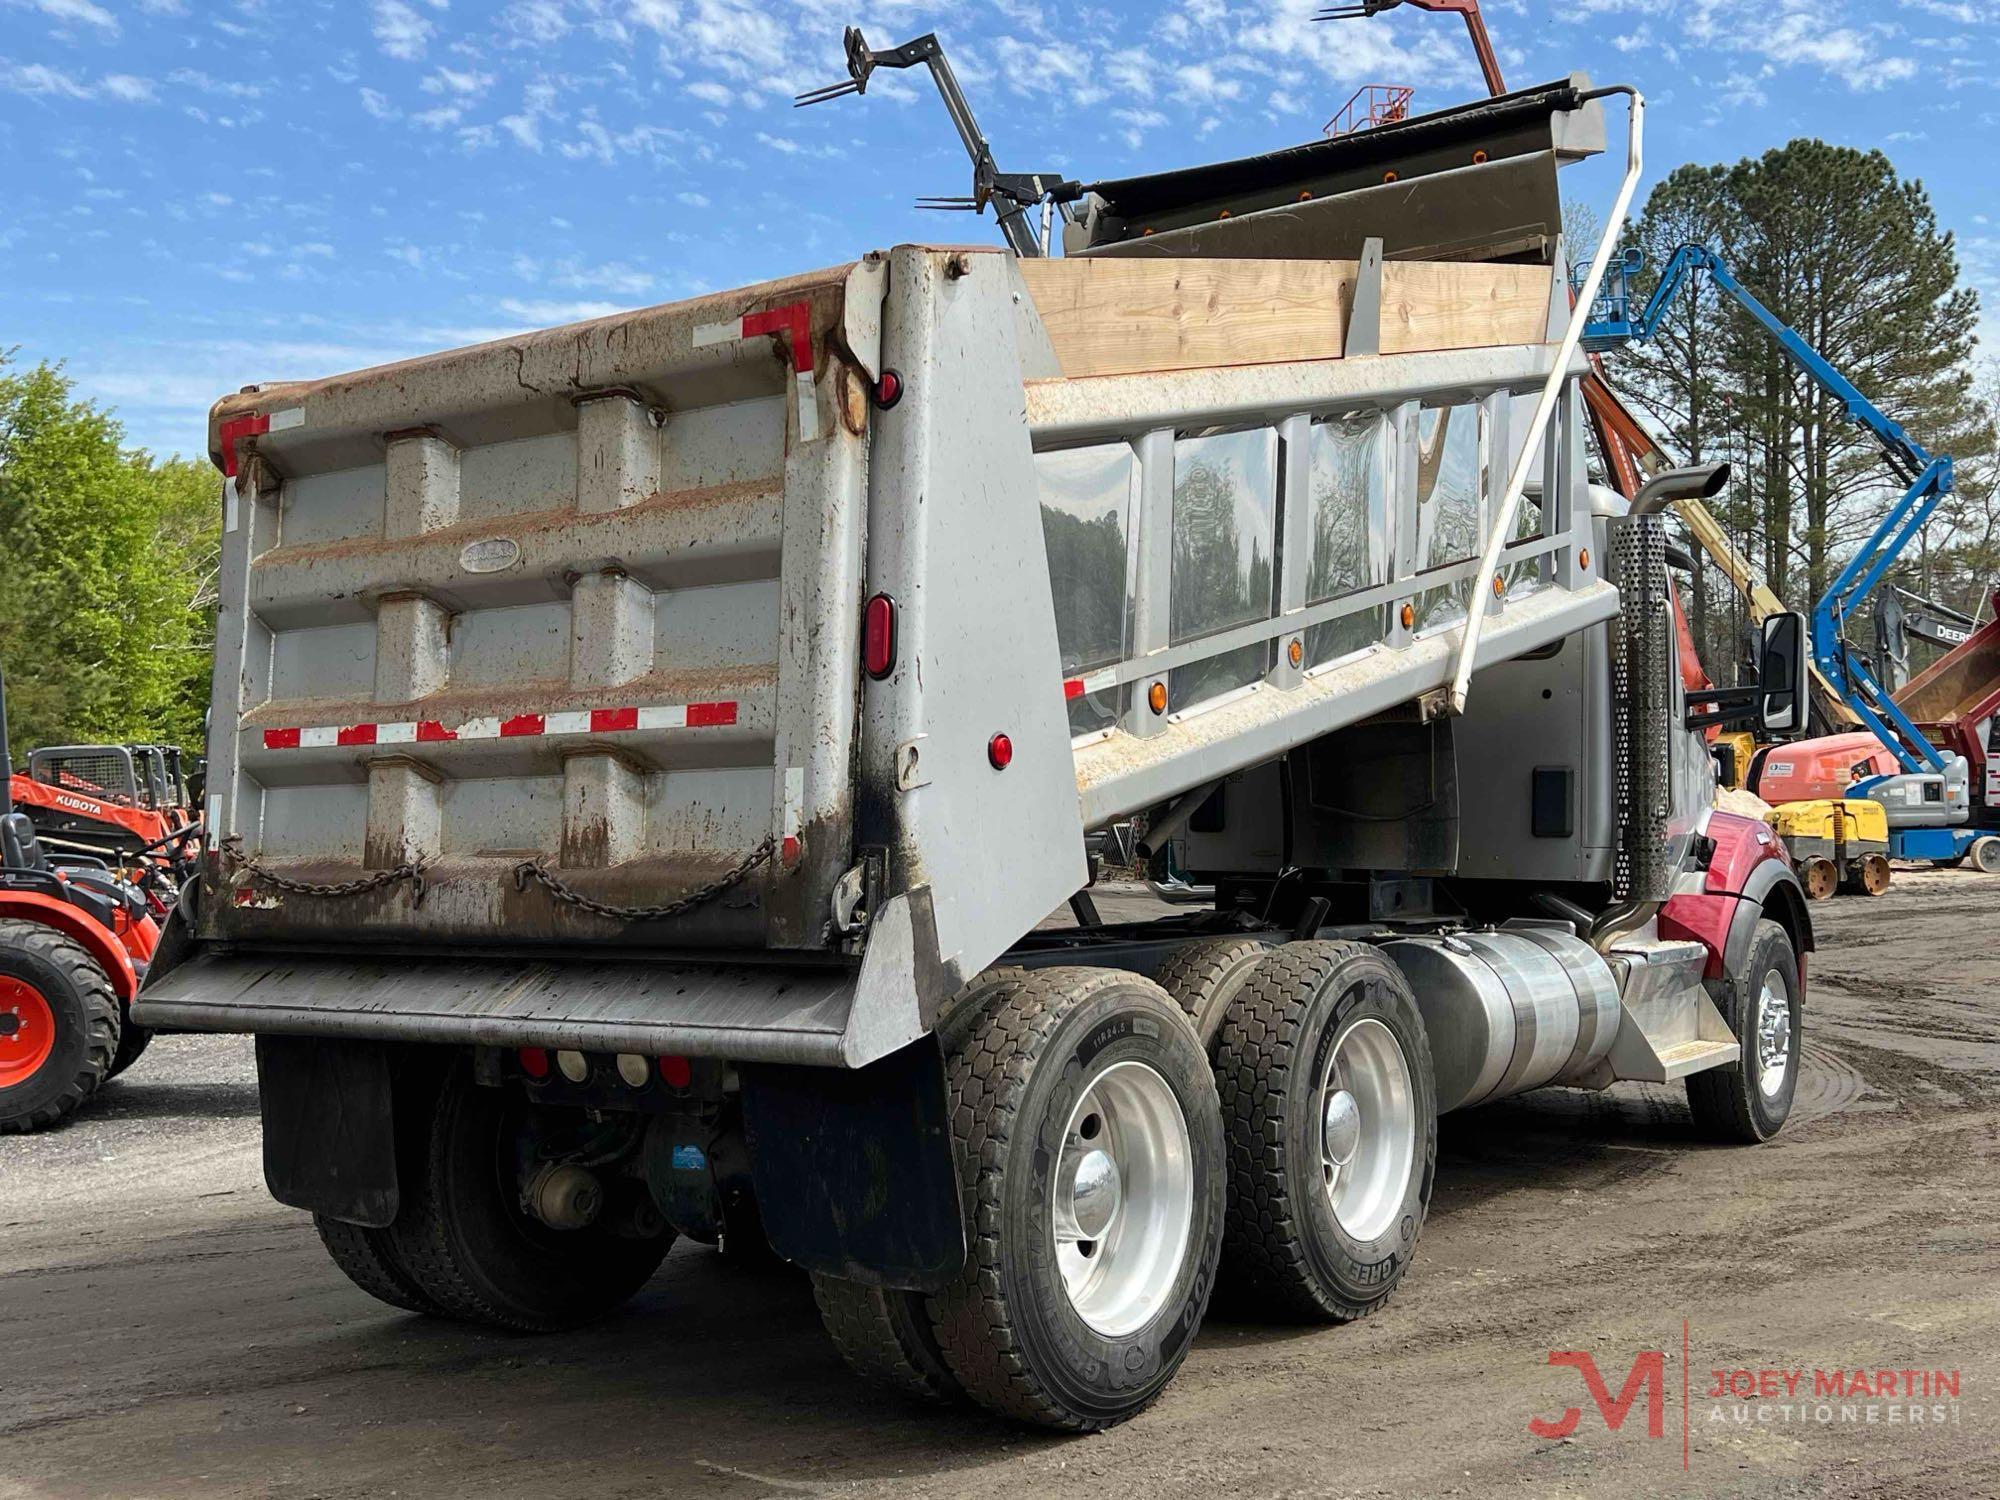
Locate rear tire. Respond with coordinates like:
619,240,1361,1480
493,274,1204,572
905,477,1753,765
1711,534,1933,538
1154,936,1273,1050
811,1274,962,1404
1800,856,1838,901
1214,941,1437,1321
1969,836,2000,875
387,1066,672,1331
1686,919,1801,1143
314,1215,444,1315
0,920,121,1134
926,967,1224,1431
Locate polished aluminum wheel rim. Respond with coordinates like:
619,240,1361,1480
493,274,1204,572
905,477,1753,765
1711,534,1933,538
1319,1017,1416,1243
1755,970,1792,1098
1052,1060,1194,1338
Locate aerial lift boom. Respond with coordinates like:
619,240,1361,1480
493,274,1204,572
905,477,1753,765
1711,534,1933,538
1585,245,1958,775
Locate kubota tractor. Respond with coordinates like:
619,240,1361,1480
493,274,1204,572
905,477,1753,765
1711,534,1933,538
10,741,203,919
0,670,166,1132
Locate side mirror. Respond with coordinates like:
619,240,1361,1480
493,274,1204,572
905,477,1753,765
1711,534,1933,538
1757,612,1807,737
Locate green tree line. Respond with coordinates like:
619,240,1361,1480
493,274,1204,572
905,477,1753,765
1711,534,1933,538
0,354,219,757
1605,139,1998,683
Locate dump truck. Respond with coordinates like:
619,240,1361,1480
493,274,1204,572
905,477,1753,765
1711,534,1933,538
137,77,1815,1431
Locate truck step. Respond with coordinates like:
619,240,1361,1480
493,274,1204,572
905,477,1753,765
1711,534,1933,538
1650,1037,1742,1081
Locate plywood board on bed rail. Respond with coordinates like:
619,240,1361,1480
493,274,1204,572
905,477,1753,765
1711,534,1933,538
1016,256,1553,380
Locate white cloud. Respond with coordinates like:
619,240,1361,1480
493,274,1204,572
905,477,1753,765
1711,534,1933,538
498,296,627,323
422,66,493,96
687,79,733,107
1174,62,1242,103
23,0,118,34
676,190,710,207
547,259,655,294
360,86,398,119
503,0,568,43
0,60,93,99
371,0,434,61
386,242,424,268
99,73,155,102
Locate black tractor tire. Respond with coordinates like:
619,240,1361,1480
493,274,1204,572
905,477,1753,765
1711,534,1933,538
1154,936,1274,1050
1687,919,1802,1143
811,1274,963,1404
926,967,1225,1431
0,919,122,1134
107,1017,153,1079
1214,941,1438,1322
314,1215,445,1315
386,1066,672,1331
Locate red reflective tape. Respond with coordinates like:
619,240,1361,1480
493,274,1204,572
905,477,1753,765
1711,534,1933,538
590,706,639,733
263,728,300,750
337,724,378,747
781,834,801,867
499,713,546,737
218,412,270,479
741,300,813,374
685,701,738,727
416,720,456,742
1063,678,1085,700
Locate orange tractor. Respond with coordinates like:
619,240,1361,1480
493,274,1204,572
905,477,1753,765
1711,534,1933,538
0,671,171,1132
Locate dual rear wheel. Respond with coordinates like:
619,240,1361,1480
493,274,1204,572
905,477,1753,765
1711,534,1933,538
817,945,1438,1429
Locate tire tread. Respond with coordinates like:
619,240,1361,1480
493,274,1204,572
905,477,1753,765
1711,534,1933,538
0,919,121,1134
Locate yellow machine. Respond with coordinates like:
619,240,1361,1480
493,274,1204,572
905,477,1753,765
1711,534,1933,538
1713,730,1757,791
1766,798,1891,900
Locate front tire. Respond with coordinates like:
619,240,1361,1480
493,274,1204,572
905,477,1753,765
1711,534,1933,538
0,920,120,1134
1969,836,2000,875
1214,941,1437,1322
927,968,1224,1431
386,1066,672,1330
1686,919,1801,1143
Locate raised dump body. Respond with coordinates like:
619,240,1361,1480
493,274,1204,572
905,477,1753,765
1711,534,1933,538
146,245,1615,1064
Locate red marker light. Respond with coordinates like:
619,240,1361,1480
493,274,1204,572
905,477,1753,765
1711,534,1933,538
863,593,898,679
988,732,1014,770
658,1054,693,1089
874,368,904,409
518,1046,550,1079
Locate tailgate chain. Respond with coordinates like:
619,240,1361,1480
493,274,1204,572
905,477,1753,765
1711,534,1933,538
221,834,428,904
511,836,776,922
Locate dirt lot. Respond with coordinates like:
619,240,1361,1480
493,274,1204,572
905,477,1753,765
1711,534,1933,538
4,869,1998,1499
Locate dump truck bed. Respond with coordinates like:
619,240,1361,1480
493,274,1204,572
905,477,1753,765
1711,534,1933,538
144,244,1615,1065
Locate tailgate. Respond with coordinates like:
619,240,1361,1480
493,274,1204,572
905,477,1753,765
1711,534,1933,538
200,260,883,953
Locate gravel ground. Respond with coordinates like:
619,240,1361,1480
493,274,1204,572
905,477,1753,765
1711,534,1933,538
3,868,1997,1499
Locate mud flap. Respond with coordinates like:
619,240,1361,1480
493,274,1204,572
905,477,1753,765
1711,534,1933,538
739,1035,965,1292
255,1035,399,1229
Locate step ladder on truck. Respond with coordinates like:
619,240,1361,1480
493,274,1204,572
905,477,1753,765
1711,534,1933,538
1584,244,2000,874
136,67,1817,1430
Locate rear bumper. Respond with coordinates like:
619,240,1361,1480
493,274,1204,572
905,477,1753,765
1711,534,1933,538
134,890,944,1068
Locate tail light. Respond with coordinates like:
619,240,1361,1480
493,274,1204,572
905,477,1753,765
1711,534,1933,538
863,593,898,679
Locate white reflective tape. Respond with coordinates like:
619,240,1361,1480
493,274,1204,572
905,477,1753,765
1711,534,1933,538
207,795,222,832
795,368,819,442
298,726,337,748
223,477,239,534
1080,668,1119,694
267,406,305,432
692,318,743,349
636,705,688,730
544,710,592,735
376,722,417,744
457,717,502,740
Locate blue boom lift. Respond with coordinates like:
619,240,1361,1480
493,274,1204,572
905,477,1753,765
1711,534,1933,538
1584,244,1982,865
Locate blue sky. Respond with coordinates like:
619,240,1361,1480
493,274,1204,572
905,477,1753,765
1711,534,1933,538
6,0,1998,460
